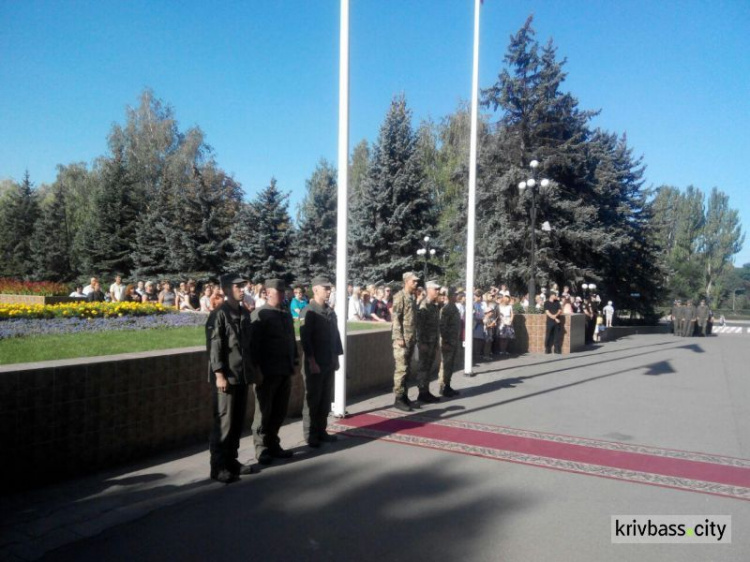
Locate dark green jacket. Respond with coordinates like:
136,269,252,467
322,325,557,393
206,302,259,385
299,300,343,370
251,303,298,377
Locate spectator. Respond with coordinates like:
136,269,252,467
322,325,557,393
209,285,225,309
82,277,98,296
200,284,214,312
109,275,126,302
135,281,145,297
86,280,106,302
121,284,139,303
254,284,267,308
497,294,515,356
242,284,255,313
471,290,484,366
372,287,391,322
180,281,200,312
158,280,178,309
69,285,85,298
290,286,308,320
562,295,574,315
348,287,364,321
603,301,615,328
142,281,158,303
361,291,386,322
175,282,188,310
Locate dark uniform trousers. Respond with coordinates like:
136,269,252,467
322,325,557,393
302,366,335,442
253,375,291,456
545,320,562,353
209,383,249,470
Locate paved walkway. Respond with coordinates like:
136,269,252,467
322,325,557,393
2,333,749,561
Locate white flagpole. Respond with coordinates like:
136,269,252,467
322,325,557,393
464,0,481,375
333,0,350,417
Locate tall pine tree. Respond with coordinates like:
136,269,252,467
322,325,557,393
292,160,338,282
225,179,294,283
0,171,40,278
349,95,436,284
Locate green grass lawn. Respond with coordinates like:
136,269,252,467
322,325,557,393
0,321,389,365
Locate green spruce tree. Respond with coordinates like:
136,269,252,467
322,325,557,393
349,95,436,284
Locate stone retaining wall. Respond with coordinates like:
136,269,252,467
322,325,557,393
0,329,396,489
0,316,589,489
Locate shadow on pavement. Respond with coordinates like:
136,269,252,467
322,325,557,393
42,448,532,562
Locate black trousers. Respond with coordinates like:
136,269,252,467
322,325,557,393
302,365,335,442
209,383,249,470
253,375,292,456
545,321,561,353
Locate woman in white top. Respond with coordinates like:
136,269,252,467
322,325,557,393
497,295,515,355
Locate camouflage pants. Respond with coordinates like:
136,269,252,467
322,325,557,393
438,343,459,388
416,342,440,392
393,340,416,396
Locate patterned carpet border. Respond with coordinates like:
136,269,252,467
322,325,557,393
328,412,750,502
372,409,750,469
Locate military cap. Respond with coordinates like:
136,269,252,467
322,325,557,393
403,271,421,281
265,278,287,292
220,273,246,287
311,275,332,288
425,280,441,289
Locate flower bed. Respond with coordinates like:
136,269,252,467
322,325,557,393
0,301,171,321
0,278,68,296
0,312,207,339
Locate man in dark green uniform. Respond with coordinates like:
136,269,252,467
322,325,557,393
683,299,696,337
206,273,260,484
695,299,710,336
416,280,442,403
438,286,461,397
300,276,343,448
251,278,298,465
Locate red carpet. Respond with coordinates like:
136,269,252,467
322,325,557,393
330,411,750,501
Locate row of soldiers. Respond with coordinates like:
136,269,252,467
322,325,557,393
206,274,342,484
671,299,712,337
391,271,463,412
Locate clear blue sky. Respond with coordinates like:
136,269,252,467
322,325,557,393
1,0,748,265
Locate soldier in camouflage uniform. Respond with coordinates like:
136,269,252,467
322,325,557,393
392,271,420,412
438,286,461,397
416,280,442,403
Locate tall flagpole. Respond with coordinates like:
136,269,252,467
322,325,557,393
333,0,349,417
464,0,481,375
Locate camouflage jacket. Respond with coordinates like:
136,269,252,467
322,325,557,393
417,298,440,345
392,290,418,343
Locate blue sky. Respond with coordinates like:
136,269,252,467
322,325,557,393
1,0,748,265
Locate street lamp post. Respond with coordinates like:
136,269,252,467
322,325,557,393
518,160,550,304
416,236,437,282
581,282,597,298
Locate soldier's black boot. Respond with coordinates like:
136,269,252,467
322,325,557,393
394,394,412,412
440,384,459,398
417,390,440,403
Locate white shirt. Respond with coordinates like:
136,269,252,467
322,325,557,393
109,282,125,302
348,296,363,320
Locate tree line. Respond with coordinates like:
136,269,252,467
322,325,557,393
0,17,744,312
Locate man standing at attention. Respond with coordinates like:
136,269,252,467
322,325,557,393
299,276,343,448
206,273,260,484
251,279,298,465
544,291,563,354
392,271,420,412
438,286,461,397
416,280,442,403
